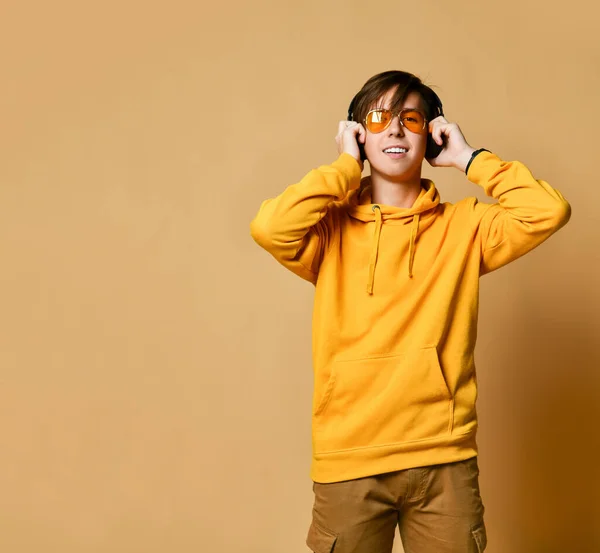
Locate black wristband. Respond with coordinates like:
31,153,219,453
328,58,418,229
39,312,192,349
465,148,491,176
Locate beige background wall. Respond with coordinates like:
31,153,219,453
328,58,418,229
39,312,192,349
0,1,598,552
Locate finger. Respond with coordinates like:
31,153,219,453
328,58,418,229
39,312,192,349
348,122,364,143
432,122,452,145
430,115,447,125
428,116,447,134
340,120,358,132
429,121,442,145
435,126,446,146
339,120,356,135
357,123,366,144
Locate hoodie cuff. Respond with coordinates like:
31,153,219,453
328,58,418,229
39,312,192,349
465,150,504,185
331,153,363,190
465,148,491,176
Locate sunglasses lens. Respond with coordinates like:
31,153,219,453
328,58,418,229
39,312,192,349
401,110,425,133
365,110,392,133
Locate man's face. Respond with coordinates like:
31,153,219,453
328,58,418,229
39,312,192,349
363,88,428,181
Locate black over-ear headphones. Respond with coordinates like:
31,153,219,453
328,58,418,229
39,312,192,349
347,90,445,161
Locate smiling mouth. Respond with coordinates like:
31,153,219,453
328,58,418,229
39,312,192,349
383,148,409,159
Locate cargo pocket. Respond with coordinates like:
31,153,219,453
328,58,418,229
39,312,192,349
314,346,453,453
306,520,337,553
470,522,487,552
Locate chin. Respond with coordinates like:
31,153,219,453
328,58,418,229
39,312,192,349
370,158,421,178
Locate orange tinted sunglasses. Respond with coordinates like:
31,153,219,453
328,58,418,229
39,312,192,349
365,108,428,134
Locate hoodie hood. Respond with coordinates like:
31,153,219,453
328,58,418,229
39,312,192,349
347,177,440,222
345,177,441,294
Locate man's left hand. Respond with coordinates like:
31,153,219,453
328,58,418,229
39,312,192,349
426,116,476,173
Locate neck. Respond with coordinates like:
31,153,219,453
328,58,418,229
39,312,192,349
368,166,423,208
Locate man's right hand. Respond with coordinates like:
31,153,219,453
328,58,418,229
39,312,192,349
336,121,366,169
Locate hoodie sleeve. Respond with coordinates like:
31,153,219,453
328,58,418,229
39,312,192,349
250,153,362,283
467,151,571,275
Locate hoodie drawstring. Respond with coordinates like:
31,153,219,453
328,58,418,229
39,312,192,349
367,205,382,295
367,207,421,293
408,213,420,278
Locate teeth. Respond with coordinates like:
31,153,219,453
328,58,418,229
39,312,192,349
384,147,407,153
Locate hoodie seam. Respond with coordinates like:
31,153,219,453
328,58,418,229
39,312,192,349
322,206,340,260
297,260,318,278
291,204,336,279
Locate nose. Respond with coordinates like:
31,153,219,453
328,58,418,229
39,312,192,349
387,114,405,137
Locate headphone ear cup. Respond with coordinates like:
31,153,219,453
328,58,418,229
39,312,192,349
358,142,367,162
348,93,367,161
349,113,366,162
425,133,443,159
425,90,445,159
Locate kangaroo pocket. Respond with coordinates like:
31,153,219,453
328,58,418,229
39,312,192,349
314,347,453,454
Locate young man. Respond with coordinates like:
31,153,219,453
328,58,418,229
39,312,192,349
249,70,571,553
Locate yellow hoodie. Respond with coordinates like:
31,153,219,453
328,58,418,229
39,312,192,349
250,151,571,483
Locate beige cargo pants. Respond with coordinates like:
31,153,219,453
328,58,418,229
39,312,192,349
307,457,487,553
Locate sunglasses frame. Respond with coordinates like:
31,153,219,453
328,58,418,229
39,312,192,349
364,108,429,134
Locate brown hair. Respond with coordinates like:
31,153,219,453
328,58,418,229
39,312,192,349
349,70,442,126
